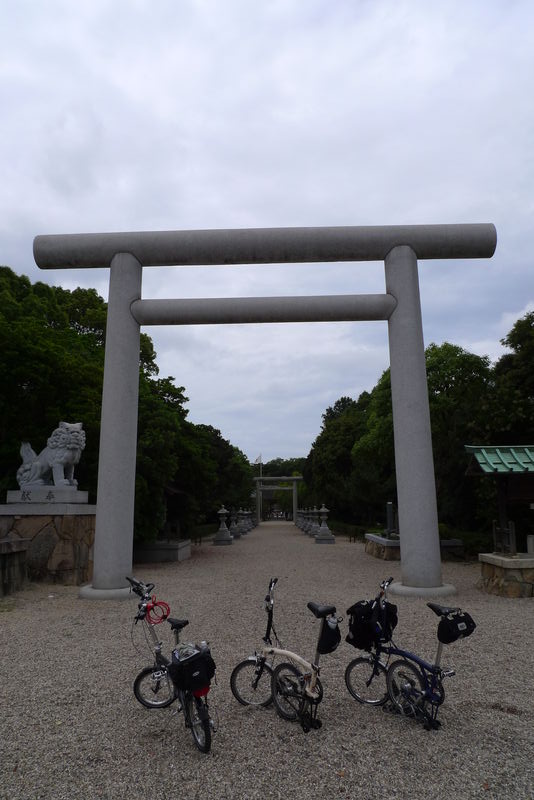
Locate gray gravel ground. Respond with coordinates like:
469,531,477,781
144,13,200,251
1,522,533,800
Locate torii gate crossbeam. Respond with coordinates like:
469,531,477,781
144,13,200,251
33,223,496,599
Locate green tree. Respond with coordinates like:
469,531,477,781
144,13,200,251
304,392,370,519
492,311,534,443
0,267,105,497
169,423,253,535
134,376,188,540
306,342,495,530
261,457,306,477
425,342,493,527
0,266,252,543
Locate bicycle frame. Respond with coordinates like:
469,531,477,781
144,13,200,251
128,575,215,752
384,643,446,703
262,646,321,699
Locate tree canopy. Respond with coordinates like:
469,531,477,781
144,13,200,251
3,264,533,545
0,266,253,540
303,326,534,544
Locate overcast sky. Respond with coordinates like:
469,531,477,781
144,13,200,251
2,1,533,462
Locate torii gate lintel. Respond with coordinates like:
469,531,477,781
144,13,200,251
33,223,497,599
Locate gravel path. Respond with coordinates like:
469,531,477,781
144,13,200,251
1,522,533,800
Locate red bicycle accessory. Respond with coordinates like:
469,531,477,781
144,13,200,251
146,598,170,624
193,685,210,698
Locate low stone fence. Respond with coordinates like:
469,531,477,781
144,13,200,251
133,539,191,563
0,508,96,586
364,532,464,561
478,553,534,597
1,537,29,597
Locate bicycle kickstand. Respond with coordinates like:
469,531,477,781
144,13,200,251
299,697,322,733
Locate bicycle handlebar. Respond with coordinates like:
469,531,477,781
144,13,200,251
264,577,278,606
126,575,155,598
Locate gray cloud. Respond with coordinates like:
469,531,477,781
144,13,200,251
2,0,533,461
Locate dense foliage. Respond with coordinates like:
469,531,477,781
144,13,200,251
3,265,533,546
0,267,253,541
303,321,534,546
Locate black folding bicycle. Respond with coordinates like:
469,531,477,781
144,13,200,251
344,577,476,730
127,576,216,753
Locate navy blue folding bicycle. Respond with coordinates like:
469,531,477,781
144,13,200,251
344,577,476,730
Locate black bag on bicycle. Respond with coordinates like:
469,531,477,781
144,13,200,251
437,611,476,644
317,617,341,654
345,600,375,650
346,599,398,650
169,646,216,691
376,601,398,642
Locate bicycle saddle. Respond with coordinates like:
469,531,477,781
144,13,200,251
307,601,336,619
427,602,460,617
167,617,189,631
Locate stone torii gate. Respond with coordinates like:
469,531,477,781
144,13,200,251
253,475,302,522
33,223,496,598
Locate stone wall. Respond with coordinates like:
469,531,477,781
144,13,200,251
133,539,191,563
0,537,28,597
478,553,534,598
364,533,465,562
0,512,95,586
364,537,401,561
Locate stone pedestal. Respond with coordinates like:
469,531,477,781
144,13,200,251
133,539,191,563
0,501,96,585
0,537,29,596
364,533,401,561
478,553,534,597
7,489,88,504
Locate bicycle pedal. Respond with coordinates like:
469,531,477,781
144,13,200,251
441,669,455,678
311,719,322,729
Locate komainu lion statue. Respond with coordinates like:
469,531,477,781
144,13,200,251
16,421,86,488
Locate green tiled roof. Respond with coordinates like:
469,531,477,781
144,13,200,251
465,445,534,474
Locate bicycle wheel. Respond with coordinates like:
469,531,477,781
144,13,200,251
184,692,212,753
271,662,303,721
386,659,425,715
133,665,175,709
345,656,388,705
230,658,274,707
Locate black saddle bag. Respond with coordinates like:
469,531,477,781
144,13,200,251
437,611,476,644
317,617,341,654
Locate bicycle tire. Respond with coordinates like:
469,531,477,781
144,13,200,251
133,665,175,709
386,659,425,716
271,662,304,721
185,692,212,753
230,658,274,707
345,656,388,706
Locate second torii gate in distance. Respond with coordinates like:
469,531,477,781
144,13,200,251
253,475,303,522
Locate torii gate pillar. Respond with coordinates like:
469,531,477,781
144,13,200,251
33,222,496,599
81,253,142,598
